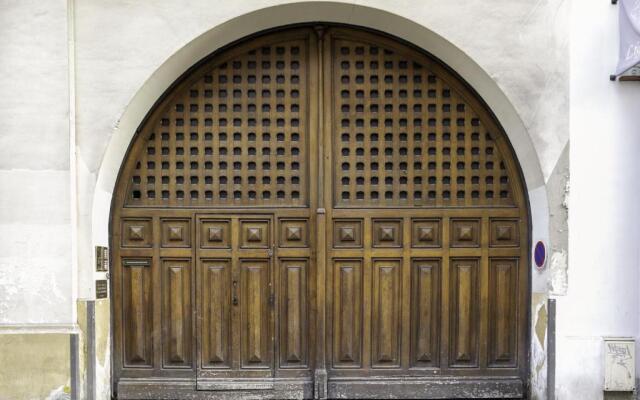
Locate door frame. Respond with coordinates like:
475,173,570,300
98,12,552,398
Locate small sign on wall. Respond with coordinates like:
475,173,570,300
613,0,640,80
534,241,546,270
95,246,109,272
96,280,108,299
604,338,635,391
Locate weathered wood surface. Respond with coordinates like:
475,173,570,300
111,25,529,400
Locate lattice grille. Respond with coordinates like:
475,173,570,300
125,39,308,206
333,39,515,207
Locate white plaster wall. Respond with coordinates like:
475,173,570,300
0,0,73,325
556,1,640,398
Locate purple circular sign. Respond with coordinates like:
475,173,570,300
534,241,546,269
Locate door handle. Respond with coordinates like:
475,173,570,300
268,293,275,307
232,280,238,306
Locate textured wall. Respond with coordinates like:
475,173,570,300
0,0,72,324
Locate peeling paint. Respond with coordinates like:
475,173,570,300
562,179,570,210
77,301,88,400
536,303,548,350
95,299,112,399
45,385,71,400
530,294,548,400
549,249,568,296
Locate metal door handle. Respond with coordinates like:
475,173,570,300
269,293,275,307
232,280,238,306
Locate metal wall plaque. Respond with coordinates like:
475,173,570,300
96,246,109,272
96,279,108,299
604,338,635,391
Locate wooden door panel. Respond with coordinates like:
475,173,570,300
323,28,528,390
371,259,401,368
410,259,440,368
122,259,154,367
488,258,518,367
240,259,272,369
279,259,308,368
449,259,480,367
161,259,192,368
200,260,231,369
333,259,363,368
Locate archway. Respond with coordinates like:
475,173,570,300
108,24,531,399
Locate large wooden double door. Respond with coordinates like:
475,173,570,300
112,26,529,399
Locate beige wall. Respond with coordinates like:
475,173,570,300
0,334,70,400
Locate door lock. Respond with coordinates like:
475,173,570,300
232,280,238,306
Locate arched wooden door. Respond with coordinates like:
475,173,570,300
111,25,529,399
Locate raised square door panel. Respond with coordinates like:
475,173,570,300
199,219,231,249
333,219,363,248
240,219,270,249
279,219,309,248
121,218,152,248
450,219,481,248
411,219,442,248
490,219,520,248
161,219,191,248
372,220,403,248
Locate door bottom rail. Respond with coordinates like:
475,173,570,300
116,376,523,399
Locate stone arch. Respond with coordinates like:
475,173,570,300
91,3,550,397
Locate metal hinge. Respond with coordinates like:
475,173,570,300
268,293,275,306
